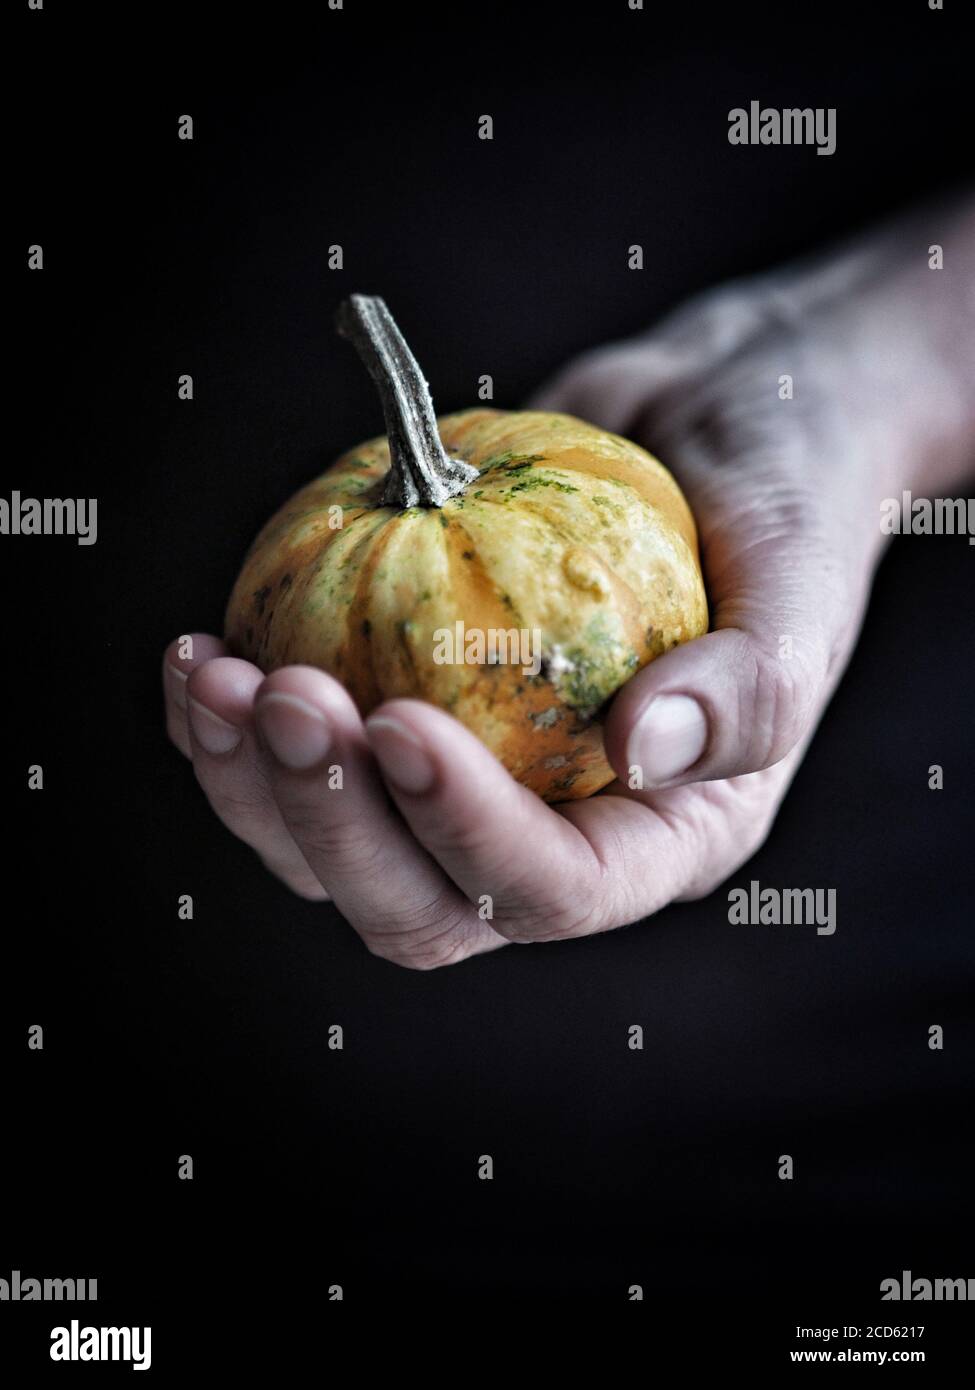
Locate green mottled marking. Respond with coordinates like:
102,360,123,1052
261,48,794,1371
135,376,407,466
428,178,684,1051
478,451,547,475
543,614,642,715
507,475,579,495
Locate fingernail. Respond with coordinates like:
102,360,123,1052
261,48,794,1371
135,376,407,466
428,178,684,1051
187,696,242,755
366,716,435,795
256,691,332,770
627,694,708,784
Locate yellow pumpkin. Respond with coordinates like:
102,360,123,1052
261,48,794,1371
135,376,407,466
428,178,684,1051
225,297,708,800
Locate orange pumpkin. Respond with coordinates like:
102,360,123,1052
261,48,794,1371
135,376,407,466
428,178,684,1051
225,297,708,800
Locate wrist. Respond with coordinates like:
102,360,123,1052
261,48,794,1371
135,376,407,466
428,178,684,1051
765,202,975,497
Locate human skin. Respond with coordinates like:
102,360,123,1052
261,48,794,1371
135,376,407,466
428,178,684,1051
162,194,974,969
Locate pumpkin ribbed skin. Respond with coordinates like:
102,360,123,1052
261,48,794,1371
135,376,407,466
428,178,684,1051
225,408,708,801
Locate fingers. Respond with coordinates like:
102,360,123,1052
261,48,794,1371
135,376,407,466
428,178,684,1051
362,700,616,944
166,644,811,960
252,668,505,969
163,633,229,757
184,657,330,901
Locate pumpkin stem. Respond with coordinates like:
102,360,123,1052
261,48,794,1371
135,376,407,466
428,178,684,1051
336,295,479,509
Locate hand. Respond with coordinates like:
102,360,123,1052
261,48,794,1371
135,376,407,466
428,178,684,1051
163,209,973,968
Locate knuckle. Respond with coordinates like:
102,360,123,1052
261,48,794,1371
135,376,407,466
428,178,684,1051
197,774,277,841
493,884,603,944
367,941,462,971
364,903,473,971
280,807,384,876
426,816,505,865
749,644,822,767
657,283,767,364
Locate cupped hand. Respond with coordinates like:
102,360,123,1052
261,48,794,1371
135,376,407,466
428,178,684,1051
163,281,888,968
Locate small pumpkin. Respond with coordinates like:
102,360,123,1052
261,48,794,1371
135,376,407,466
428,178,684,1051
225,297,708,801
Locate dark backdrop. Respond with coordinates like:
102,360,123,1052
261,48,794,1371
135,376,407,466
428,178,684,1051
6,0,973,1370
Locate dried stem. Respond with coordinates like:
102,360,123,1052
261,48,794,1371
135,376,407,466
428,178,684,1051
335,295,479,508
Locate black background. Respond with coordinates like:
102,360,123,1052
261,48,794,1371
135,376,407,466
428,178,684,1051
6,0,974,1372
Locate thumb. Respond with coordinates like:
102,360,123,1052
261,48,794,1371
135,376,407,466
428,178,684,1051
604,515,857,789
530,321,865,790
